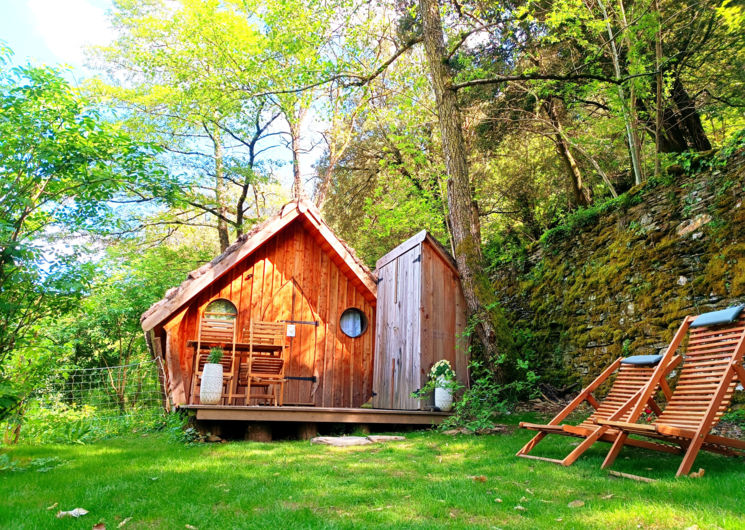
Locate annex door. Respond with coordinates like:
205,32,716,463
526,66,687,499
372,244,422,410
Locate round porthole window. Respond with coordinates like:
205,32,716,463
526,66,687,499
340,308,368,338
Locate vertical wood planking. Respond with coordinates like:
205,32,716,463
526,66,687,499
343,277,355,406
250,247,265,322
372,263,387,408
315,247,330,407
324,257,339,407
364,303,375,405
171,218,378,411
334,274,347,407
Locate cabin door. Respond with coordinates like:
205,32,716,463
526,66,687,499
264,279,318,406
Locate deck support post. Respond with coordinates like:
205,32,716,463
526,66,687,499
297,423,318,440
245,423,273,442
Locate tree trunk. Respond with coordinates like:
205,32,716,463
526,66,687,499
290,122,302,199
643,76,713,154
653,0,663,179
419,0,499,362
285,105,309,200
670,78,712,152
597,0,644,185
212,129,231,252
543,100,592,208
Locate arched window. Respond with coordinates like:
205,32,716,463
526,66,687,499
204,298,237,320
340,308,368,338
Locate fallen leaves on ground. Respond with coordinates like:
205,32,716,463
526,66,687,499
689,468,705,478
46,502,58,511
568,500,585,508
467,475,487,482
56,508,89,518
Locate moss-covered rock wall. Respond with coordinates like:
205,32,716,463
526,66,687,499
493,150,745,388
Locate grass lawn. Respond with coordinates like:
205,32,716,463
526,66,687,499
1,416,744,529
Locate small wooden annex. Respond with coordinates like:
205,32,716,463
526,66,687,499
373,231,469,410
141,198,378,410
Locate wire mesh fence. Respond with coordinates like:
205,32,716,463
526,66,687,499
34,361,166,420
7,360,170,444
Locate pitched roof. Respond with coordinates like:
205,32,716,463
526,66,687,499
140,198,377,332
375,230,459,275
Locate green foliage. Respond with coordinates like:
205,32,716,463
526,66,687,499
721,408,745,427
17,401,166,445
0,55,161,372
0,453,18,472
207,347,224,364
161,411,199,444
539,191,644,247
441,358,540,433
0,377,20,423
674,129,745,175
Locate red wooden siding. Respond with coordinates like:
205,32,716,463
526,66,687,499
163,219,375,408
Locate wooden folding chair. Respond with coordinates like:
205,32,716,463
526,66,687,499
241,321,286,406
517,353,683,466
599,305,745,477
189,312,237,404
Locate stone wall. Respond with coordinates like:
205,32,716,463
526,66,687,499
493,150,745,388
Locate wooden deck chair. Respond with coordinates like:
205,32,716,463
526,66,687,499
190,312,237,404
517,353,683,466
241,321,287,406
599,305,745,477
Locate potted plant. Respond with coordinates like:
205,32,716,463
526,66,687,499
200,347,225,405
429,360,458,411
412,360,460,411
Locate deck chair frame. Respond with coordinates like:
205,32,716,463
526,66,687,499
599,311,745,477
517,352,683,466
190,311,237,405
242,321,286,406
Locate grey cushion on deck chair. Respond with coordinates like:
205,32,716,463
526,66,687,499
690,305,745,328
620,354,663,366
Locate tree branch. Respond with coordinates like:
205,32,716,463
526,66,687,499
451,71,655,91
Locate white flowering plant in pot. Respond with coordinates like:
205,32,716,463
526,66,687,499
200,347,225,405
412,360,462,412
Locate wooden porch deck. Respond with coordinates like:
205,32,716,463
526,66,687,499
182,405,450,425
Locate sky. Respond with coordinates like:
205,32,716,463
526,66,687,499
0,0,113,77
0,0,320,193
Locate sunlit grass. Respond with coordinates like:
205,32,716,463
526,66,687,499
1,417,744,529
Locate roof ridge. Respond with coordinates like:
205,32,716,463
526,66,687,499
140,199,376,330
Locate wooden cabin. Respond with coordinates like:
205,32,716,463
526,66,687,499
141,199,377,411
142,200,466,430
373,231,469,410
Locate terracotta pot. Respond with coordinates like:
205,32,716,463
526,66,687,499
200,363,223,405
